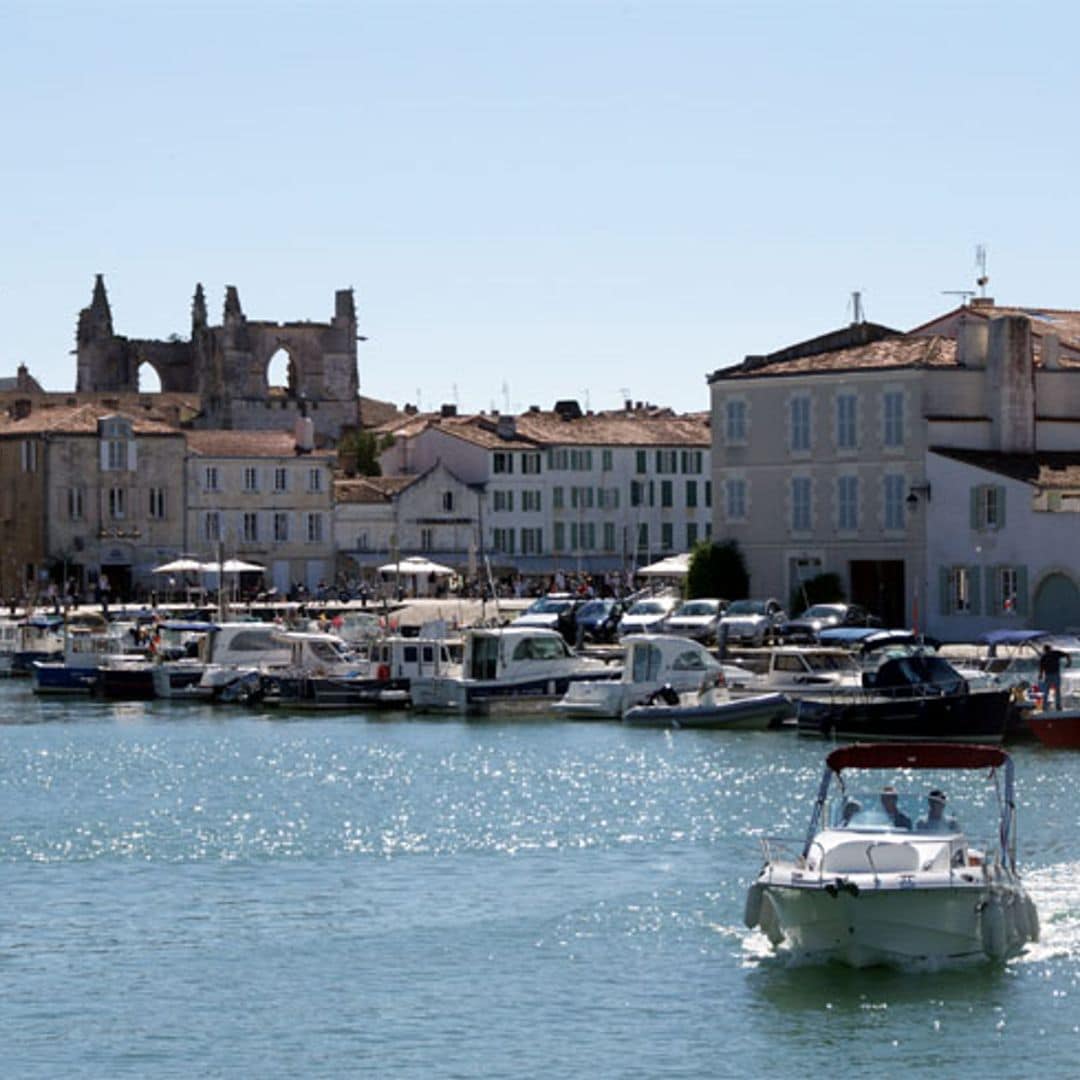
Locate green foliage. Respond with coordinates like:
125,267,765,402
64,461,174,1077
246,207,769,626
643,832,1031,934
686,539,750,600
339,430,391,477
788,572,845,616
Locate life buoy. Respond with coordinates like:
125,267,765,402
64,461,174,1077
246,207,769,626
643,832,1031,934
376,663,391,681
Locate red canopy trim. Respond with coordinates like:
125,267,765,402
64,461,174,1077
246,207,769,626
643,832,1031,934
826,742,1008,773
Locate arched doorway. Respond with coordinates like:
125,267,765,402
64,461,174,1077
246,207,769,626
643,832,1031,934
1033,572,1080,633
138,361,162,393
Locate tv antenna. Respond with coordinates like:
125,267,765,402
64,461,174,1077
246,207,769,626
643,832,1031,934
975,243,989,297
850,290,865,324
942,290,975,306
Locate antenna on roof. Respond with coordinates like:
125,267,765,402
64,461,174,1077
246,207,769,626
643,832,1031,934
975,243,989,297
501,381,510,414
942,290,975,306
851,290,865,325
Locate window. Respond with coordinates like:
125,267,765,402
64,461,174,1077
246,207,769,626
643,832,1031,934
148,487,166,520
204,466,220,492
705,480,712,508
883,391,904,448
204,511,221,541
547,448,569,471
553,522,566,551
837,476,859,531
306,512,324,543
636,522,649,554
661,522,674,550
493,452,514,474
630,481,643,508
20,440,37,472
493,490,514,512
601,449,613,471
492,527,515,553
521,527,543,554
991,565,1026,615
274,467,288,492
357,530,369,552
635,450,647,473
108,487,125,520
883,474,905,531
522,490,542,512
655,449,677,474
442,491,454,512
273,512,289,542
243,466,259,492
521,452,542,474
681,450,703,473
792,477,811,532
972,485,1005,531
569,449,592,470
308,468,323,493
942,566,979,615
791,397,811,453
686,521,699,547
68,488,84,521
552,486,564,510
421,527,434,550
603,522,616,551
571,486,594,509
243,512,258,542
105,439,128,470
660,480,673,508
725,400,747,444
836,394,857,450
726,478,746,521
686,480,697,508
571,522,596,550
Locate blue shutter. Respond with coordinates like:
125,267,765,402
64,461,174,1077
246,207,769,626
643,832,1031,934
985,566,998,615
968,566,982,615
1016,566,1029,616
939,568,952,615
970,488,980,529
996,485,1007,529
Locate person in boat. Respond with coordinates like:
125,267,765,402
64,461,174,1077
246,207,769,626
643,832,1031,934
880,785,912,830
840,798,863,826
916,789,958,832
1038,643,1071,711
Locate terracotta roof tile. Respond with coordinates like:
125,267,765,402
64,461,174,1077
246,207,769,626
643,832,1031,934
0,403,181,436
185,430,335,458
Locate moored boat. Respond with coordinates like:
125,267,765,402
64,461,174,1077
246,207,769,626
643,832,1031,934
745,742,1039,967
622,679,792,729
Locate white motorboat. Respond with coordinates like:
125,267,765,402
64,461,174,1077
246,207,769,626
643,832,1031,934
195,621,294,702
740,645,867,699
622,678,793,730
554,634,753,720
745,742,1039,968
410,626,617,715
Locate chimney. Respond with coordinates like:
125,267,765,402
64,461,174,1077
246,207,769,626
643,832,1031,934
624,399,633,412
987,314,1034,453
294,414,315,453
11,398,32,420
440,403,457,418
957,314,988,369
1042,333,1061,370
496,414,517,439
970,296,995,309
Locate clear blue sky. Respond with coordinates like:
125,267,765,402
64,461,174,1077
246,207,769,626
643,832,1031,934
3,0,1079,414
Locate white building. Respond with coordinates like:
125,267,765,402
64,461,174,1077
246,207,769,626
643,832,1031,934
375,402,712,580
709,300,1080,638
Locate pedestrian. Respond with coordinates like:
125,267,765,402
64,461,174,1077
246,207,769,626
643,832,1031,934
1038,643,1071,711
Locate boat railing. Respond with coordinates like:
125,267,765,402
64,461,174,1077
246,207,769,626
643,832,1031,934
759,835,803,870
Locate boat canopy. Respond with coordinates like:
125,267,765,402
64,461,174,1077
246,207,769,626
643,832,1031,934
827,742,1009,773
977,629,1049,647
160,620,219,632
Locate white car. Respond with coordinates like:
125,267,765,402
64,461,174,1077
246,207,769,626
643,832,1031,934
662,598,726,644
718,598,786,646
618,596,679,638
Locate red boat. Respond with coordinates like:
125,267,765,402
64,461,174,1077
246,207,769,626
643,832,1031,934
1028,708,1080,748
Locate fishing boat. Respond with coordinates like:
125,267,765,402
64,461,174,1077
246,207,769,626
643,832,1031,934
410,626,617,715
745,742,1039,967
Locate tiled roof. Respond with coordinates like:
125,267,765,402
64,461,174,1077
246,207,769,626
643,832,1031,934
932,447,1080,488
377,408,710,449
185,430,335,458
711,335,957,380
0,403,181,436
335,475,416,504
912,303,1080,360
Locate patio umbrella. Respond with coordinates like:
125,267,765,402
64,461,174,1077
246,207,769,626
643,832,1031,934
152,558,205,574
199,559,265,574
637,553,691,578
377,556,454,576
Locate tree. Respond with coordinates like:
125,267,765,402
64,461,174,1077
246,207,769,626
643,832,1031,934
686,539,749,600
788,571,845,616
339,430,392,477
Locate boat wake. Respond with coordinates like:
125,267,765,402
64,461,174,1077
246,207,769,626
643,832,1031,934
1015,860,1080,963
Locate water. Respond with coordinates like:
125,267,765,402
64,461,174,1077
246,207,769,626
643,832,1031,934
1,682,1078,1078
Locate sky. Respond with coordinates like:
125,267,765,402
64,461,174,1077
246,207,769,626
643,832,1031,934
3,0,1080,415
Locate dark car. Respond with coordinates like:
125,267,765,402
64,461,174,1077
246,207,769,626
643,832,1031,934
512,594,583,643
573,597,627,644
779,602,882,643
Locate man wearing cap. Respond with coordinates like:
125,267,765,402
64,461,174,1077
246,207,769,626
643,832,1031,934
916,789,958,832
880,785,912,830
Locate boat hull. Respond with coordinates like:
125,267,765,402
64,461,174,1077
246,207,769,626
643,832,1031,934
797,688,1010,743
756,878,1034,967
412,671,614,715
31,662,99,695
623,692,793,729
264,674,410,710
1028,708,1080,748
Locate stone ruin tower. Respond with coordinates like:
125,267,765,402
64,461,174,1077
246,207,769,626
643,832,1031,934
76,275,360,443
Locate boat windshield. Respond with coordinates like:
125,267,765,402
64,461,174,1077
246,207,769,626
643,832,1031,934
804,651,861,673
828,791,923,832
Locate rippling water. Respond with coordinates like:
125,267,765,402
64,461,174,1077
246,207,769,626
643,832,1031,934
1,682,1078,1078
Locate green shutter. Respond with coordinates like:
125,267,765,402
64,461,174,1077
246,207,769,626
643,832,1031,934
985,566,998,615
1016,566,1029,616
996,485,1007,529
939,568,952,615
970,487,980,529
968,566,982,614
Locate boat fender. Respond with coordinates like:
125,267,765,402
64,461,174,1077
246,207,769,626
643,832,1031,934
980,896,1007,959
744,882,764,928
377,664,391,681
1023,894,1040,943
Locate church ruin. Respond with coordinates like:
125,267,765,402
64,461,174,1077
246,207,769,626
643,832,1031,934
75,276,360,442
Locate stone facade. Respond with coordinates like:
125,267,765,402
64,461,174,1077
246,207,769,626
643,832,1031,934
76,276,360,444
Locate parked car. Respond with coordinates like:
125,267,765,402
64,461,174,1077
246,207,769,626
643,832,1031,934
618,595,680,638
718,598,786,646
512,594,583,643
662,598,727,645
573,597,628,644
778,602,882,644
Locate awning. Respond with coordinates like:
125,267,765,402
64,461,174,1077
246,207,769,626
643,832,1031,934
377,556,454,576
637,553,691,577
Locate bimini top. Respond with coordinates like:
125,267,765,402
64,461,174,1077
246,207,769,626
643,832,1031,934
827,742,1009,773
977,629,1050,647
